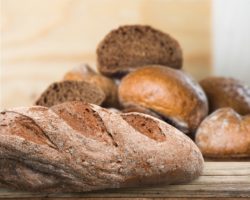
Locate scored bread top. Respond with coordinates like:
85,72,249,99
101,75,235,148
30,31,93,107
97,25,182,77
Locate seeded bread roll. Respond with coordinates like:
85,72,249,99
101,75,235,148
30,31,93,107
97,25,182,77
118,65,208,134
200,77,250,115
35,81,105,107
195,108,250,158
64,64,119,107
0,101,203,192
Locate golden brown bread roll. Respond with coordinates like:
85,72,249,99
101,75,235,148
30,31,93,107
195,108,250,158
200,76,250,115
64,64,119,107
118,65,208,134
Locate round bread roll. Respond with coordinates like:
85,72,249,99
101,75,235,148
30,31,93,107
97,25,182,77
195,108,250,158
118,65,208,134
64,64,119,107
200,77,250,115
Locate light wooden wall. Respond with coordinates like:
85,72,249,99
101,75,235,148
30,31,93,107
1,0,211,109
213,0,250,85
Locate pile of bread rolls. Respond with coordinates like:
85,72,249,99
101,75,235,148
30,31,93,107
35,25,250,159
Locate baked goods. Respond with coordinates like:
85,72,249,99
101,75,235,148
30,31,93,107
200,77,250,115
64,64,118,107
118,65,208,134
122,105,163,120
35,81,105,107
97,25,182,77
0,101,203,192
195,108,250,158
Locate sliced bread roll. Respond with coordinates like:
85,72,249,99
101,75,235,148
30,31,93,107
97,25,182,77
35,81,105,107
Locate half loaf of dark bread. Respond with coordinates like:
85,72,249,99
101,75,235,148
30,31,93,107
97,25,182,77
35,81,105,107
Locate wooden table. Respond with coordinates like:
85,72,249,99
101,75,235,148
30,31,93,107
0,162,249,199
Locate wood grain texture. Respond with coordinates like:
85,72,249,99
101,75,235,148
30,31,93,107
1,0,211,109
0,162,249,199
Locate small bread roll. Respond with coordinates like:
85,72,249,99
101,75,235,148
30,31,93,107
118,65,208,134
200,77,250,115
97,25,182,77
195,108,250,158
64,64,119,107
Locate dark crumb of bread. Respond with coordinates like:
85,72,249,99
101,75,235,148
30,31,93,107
97,25,182,77
122,113,166,142
35,81,105,107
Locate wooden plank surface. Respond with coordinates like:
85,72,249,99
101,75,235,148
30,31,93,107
1,0,211,109
0,162,249,199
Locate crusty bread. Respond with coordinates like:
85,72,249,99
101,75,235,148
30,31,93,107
35,80,105,107
0,101,203,192
122,105,163,120
118,65,208,134
200,77,250,115
64,64,119,107
195,108,250,158
97,25,182,77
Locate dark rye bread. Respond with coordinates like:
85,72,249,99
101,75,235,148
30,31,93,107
97,25,182,77
35,81,105,107
0,101,203,192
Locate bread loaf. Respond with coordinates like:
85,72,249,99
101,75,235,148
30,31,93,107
97,25,182,77
35,80,105,107
118,65,208,134
200,77,250,115
195,108,250,158
0,101,203,192
64,64,119,107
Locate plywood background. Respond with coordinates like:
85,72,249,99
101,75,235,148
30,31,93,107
1,0,211,109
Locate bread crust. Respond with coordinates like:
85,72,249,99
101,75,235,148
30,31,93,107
195,108,250,158
118,65,208,134
0,101,203,192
